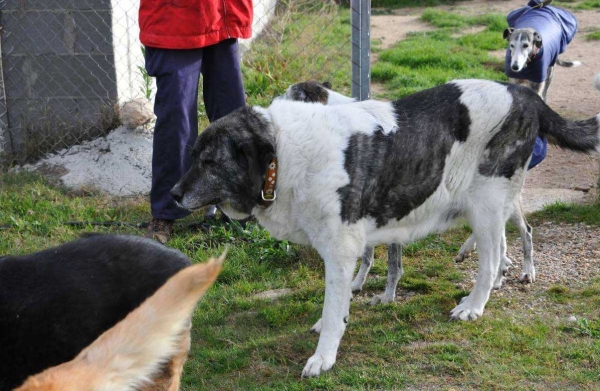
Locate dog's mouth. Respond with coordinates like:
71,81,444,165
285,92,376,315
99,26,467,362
176,197,222,212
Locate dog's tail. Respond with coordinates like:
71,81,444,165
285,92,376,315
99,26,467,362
14,255,224,391
555,57,581,68
538,75,600,154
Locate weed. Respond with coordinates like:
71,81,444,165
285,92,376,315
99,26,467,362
138,46,154,100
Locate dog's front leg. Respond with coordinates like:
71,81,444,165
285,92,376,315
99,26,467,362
302,252,355,377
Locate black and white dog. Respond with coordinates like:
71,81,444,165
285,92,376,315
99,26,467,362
171,79,600,377
504,0,580,102
0,234,191,389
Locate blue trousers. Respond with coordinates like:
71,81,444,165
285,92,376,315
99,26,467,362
144,39,246,220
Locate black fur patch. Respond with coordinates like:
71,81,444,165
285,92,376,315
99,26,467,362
289,81,329,104
478,84,539,178
0,234,191,389
337,84,471,227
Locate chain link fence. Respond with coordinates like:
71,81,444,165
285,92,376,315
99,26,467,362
0,0,357,169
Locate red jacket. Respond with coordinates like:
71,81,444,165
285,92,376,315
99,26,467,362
139,0,253,49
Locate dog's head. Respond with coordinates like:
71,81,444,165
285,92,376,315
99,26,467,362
277,80,332,104
170,106,276,219
277,81,356,106
504,27,542,72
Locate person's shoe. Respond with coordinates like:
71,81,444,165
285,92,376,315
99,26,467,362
145,218,174,244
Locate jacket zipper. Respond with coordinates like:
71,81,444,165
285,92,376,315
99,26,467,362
222,0,231,38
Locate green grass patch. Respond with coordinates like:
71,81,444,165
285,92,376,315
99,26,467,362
371,0,460,7
372,10,507,98
556,0,600,9
530,201,600,226
586,30,600,40
573,0,600,10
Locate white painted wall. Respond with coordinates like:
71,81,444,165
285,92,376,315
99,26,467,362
111,0,277,105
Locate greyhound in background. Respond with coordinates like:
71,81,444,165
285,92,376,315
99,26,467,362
504,0,580,102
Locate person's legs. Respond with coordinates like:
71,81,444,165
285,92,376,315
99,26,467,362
200,39,246,218
144,47,203,241
201,39,246,122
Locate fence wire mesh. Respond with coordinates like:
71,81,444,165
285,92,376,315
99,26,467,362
0,0,352,169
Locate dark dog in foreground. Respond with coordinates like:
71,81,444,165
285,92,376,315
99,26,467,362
504,0,580,102
171,78,600,376
15,257,223,391
0,234,191,390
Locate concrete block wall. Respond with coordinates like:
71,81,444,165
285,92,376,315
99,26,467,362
1,0,118,160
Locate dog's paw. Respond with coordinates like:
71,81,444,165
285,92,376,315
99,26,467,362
500,256,513,275
454,252,468,262
301,354,336,377
492,276,505,290
310,318,322,334
518,271,535,284
450,302,483,321
370,293,395,305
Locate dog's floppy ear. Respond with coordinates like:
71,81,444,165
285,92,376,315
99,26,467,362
322,81,332,89
503,28,514,41
14,258,224,391
533,31,543,48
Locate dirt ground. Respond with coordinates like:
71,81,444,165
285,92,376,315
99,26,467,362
370,0,600,212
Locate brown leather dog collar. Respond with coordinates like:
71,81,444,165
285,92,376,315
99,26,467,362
259,158,277,208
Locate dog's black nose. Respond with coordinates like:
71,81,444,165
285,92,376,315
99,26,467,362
170,187,183,203
511,64,519,71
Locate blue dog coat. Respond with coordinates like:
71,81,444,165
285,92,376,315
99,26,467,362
528,137,547,169
504,1,577,170
504,1,578,83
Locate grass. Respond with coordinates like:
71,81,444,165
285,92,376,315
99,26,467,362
530,201,600,226
575,0,600,9
3,171,600,390
372,10,507,98
3,2,600,390
371,0,460,8
586,30,600,40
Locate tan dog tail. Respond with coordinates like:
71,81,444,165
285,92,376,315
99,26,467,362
14,255,224,391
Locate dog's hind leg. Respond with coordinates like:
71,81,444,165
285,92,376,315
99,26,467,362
450,188,504,321
455,234,476,262
510,201,535,283
494,231,512,290
351,246,374,293
370,244,403,304
541,66,554,102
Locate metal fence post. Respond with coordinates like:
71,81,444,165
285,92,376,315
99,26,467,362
351,0,371,101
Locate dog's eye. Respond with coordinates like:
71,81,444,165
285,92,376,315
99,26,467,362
523,44,529,49
201,159,215,165
510,44,514,49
